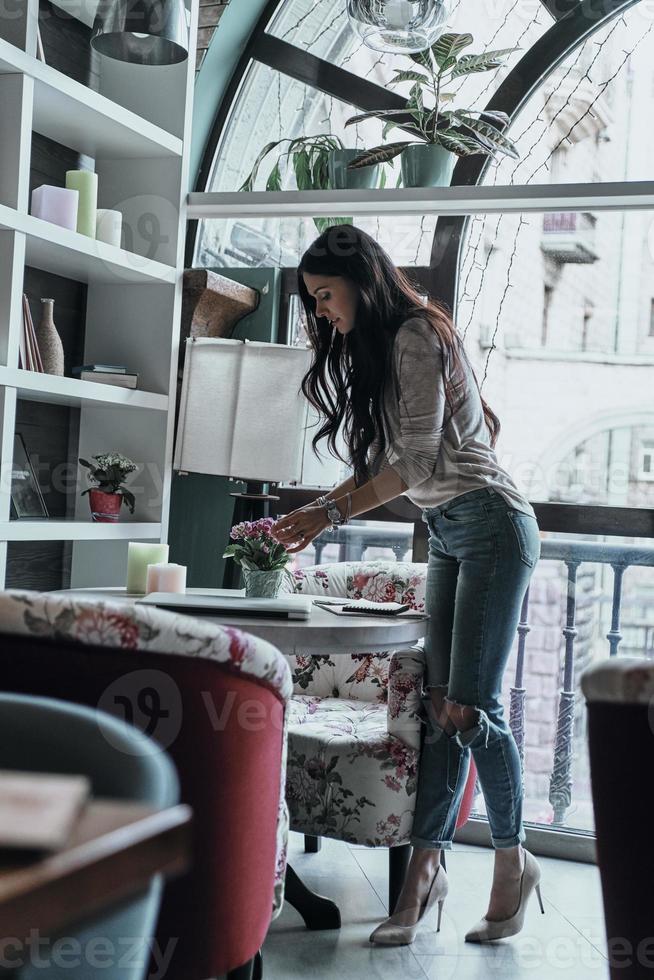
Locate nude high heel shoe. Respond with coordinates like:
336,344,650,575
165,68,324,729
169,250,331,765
464,849,545,943
369,865,449,946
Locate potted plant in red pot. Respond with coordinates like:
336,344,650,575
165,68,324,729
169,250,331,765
79,452,137,523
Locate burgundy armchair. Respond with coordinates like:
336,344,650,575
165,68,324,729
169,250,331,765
0,589,291,980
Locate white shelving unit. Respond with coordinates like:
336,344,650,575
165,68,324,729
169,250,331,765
187,181,654,220
0,0,198,589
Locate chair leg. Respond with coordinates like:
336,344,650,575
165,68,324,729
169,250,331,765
285,863,341,930
227,953,257,980
388,844,412,913
304,834,322,853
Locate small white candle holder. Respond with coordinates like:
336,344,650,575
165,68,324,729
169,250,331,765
96,209,123,247
31,185,79,231
146,562,187,594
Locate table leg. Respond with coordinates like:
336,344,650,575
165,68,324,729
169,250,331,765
284,864,341,930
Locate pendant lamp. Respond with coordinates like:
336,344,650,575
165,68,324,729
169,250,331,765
91,0,189,66
346,0,451,54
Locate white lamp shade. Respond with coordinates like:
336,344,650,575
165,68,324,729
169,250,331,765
174,338,312,483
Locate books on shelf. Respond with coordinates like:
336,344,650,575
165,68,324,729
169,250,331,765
0,770,90,851
72,364,139,388
19,295,44,373
80,371,138,388
72,364,129,374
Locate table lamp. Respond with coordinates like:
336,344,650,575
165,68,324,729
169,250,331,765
174,337,312,587
91,0,188,65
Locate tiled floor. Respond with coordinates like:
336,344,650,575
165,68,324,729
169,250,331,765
264,833,610,979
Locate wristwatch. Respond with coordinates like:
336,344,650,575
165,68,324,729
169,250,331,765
324,498,346,527
315,494,348,530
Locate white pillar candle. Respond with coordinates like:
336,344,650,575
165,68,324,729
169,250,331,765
146,562,187,594
65,169,98,237
126,542,170,594
96,209,123,247
31,185,79,231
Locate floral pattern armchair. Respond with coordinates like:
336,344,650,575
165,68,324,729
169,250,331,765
284,561,427,850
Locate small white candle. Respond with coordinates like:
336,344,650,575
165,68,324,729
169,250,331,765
31,185,79,231
126,542,169,594
146,562,187,594
96,209,123,247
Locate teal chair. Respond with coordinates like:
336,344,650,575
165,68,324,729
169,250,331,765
0,693,179,980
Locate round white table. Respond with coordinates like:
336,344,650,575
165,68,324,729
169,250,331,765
60,588,428,656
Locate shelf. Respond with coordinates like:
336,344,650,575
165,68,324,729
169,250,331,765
0,203,176,285
187,181,654,219
0,38,182,159
0,368,168,411
0,521,162,542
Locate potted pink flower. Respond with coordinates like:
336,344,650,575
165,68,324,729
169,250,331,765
79,452,137,523
222,518,292,598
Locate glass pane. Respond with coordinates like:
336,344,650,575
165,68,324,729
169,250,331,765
263,1,654,185
456,208,654,509
485,7,654,185
287,518,416,573
458,204,654,832
266,0,552,113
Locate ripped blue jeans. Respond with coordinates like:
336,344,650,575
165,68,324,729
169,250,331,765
410,487,541,851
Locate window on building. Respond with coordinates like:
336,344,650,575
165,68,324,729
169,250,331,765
542,285,553,346
582,302,594,351
639,442,654,481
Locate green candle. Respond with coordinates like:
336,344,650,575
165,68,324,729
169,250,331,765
65,170,98,238
126,542,170,594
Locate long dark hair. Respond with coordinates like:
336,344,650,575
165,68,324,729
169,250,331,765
297,224,500,487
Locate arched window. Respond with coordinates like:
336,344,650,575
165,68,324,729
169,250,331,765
190,0,654,838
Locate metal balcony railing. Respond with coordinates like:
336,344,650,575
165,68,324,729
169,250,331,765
300,525,654,828
512,538,654,825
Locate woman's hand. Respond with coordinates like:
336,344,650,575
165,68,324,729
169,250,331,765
270,504,330,554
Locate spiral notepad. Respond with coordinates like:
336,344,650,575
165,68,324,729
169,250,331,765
338,600,411,616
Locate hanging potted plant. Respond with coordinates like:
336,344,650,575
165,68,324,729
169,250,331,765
239,133,381,229
222,517,293,598
79,452,137,523
345,33,520,188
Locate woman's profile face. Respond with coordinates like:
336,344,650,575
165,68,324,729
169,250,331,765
302,272,359,335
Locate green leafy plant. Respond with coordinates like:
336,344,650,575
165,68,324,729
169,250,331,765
238,134,357,232
79,452,137,513
239,134,346,192
345,33,520,168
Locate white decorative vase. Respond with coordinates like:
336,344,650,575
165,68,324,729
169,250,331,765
36,298,65,376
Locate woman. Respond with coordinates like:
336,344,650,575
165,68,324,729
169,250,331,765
271,224,543,947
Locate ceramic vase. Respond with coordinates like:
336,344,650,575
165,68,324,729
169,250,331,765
36,298,65,376
242,568,286,598
88,489,122,523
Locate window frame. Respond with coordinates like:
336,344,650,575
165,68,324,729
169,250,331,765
188,0,654,541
